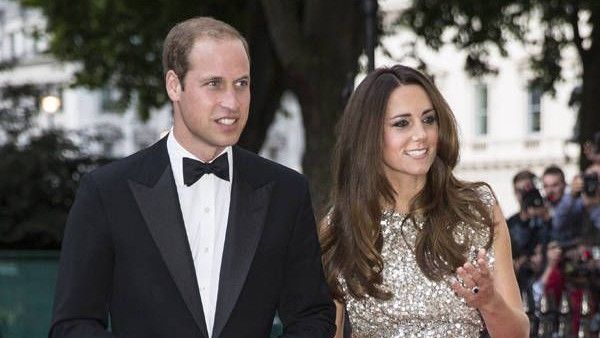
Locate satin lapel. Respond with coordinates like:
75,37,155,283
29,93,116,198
129,166,209,338
212,167,274,338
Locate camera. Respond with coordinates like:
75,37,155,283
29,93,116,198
583,172,598,197
522,187,544,209
561,244,600,287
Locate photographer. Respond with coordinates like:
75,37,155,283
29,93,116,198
542,165,569,228
546,131,600,260
583,130,600,165
542,164,581,244
507,170,553,287
571,164,600,245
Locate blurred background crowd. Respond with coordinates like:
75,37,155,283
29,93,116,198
508,132,600,337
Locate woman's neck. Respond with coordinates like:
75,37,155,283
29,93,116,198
389,177,425,214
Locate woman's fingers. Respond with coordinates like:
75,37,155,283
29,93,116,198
453,248,495,308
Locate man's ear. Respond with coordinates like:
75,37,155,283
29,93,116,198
166,70,182,101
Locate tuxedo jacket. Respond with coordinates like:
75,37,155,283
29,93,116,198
49,137,335,338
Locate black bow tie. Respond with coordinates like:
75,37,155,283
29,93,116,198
182,153,229,186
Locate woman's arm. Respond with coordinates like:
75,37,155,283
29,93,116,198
453,203,530,338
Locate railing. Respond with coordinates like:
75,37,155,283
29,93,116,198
0,250,59,338
0,250,284,338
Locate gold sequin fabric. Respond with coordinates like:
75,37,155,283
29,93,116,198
342,186,496,338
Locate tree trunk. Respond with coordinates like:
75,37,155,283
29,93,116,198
578,20,600,171
296,73,353,216
237,2,286,153
261,0,365,213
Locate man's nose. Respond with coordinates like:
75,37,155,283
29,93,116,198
220,88,240,111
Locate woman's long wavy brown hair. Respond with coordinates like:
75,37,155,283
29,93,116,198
320,65,494,302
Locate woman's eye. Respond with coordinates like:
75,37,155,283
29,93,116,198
423,115,437,125
393,120,409,128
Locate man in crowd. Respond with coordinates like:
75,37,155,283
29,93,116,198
508,170,553,257
542,165,574,243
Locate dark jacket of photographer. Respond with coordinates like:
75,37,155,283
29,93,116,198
507,212,552,258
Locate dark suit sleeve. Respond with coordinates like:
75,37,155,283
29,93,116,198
49,174,116,338
278,179,336,338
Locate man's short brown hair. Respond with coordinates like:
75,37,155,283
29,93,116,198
512,169,536,187
543,165,565,183
162,17,249,87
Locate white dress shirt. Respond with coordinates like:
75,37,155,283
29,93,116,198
167,131,232,337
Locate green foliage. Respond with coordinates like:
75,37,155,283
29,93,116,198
19,0,251,119
0,133,77,248
0,85,111,249
0,84,40,139
400,0,597,92
400,1,520,75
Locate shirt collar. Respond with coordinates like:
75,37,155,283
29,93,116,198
166,128,233,187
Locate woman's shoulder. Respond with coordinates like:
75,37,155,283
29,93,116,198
471,183,497,208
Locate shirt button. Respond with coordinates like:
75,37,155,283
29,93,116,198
203,247,209,253
204,207,210,213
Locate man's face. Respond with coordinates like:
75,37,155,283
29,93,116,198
543,173,565,203
514,178,533,205
167,37,250,161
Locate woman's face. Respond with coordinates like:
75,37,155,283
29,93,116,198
382,84,439,188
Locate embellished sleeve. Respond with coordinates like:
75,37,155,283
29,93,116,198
475,184,497,210
471,184,497,269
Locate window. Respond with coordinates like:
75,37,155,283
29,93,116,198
9,31,16,59
475,83,488,135
528,87,542,133
101,87,123,112
32,26,45,54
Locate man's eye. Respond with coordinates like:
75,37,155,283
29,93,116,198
236,79,249,87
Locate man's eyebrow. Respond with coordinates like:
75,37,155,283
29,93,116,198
198,76,223,82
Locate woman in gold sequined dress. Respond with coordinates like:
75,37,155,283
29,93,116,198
320,65,529,337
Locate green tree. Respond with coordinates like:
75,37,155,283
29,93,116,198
0,85,112,248
400,0,599,169
19,0,367,210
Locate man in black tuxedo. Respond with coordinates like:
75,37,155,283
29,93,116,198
49,17,335,338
